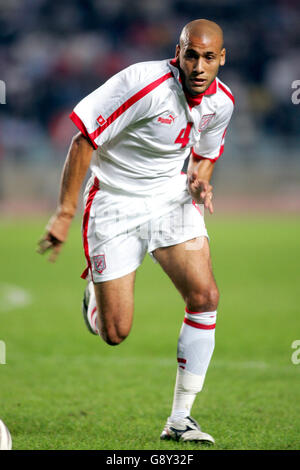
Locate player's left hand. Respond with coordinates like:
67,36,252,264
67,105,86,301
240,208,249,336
188,172,214,214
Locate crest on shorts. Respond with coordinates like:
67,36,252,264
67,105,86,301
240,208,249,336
92,254,106,274
198,113,215,132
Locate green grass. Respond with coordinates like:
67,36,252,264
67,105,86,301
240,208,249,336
0,215,300,450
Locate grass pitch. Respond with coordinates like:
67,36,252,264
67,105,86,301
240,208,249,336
0,215,300,450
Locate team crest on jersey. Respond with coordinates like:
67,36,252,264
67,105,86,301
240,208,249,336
198,113,215,132
92,254,106,274
157,113,176,125
97,114,107,126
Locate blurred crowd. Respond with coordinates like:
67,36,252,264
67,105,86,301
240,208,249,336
0,0,299,164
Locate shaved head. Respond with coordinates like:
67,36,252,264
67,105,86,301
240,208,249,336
175,19,226,95
179,19,224,50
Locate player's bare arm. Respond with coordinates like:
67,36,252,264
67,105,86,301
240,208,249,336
37,132,94,262
187,155,215,214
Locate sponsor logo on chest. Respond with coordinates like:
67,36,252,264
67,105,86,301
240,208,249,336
157,113,177,125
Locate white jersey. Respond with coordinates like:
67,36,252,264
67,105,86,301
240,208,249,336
70,58,234,197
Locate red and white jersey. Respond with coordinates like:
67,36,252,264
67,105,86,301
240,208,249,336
70,58,234,196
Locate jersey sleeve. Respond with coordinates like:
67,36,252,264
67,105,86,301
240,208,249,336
69,68,152,149
192,98,234,163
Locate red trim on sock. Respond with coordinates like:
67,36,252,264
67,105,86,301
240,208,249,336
185,307,205,315
177,358,187,364
184,317,216,330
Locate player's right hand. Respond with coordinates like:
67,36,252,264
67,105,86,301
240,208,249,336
37,212,73,262
37,232,64,263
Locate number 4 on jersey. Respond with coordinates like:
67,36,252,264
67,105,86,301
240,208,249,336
175,122,193,148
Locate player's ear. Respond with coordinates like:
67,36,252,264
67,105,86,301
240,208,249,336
220,48,226,66
175,44,180,60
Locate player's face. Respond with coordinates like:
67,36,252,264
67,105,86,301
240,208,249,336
175,34,225,96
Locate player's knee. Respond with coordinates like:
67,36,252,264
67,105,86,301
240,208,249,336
101,324,130,346
105,333,128,346
186,285,219,312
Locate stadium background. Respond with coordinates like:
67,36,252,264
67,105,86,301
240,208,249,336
1,0,300,450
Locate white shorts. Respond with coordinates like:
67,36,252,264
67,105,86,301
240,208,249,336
81,174,208,283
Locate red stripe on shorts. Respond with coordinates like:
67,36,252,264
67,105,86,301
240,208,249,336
81,177,100,281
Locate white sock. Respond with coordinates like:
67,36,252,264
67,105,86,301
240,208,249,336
87,282,100,335
170,308,216,420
